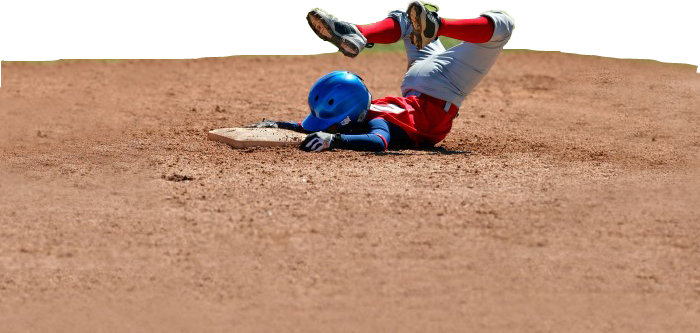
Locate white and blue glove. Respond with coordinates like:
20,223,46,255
300,132,340,152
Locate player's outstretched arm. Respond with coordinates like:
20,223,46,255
300,119,392,152
247,120,309,133
300,131,388,152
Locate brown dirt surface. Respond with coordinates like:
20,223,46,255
1,51,699,332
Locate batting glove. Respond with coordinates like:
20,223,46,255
247,120,279,128
300,132,340,152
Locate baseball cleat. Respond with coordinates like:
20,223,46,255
306,8,368,58
407,1,441,50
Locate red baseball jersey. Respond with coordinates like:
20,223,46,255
367,93,459,146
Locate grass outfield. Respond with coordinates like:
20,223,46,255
0,0,700,63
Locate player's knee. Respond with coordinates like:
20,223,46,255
482,10,514,42
500,11,515,30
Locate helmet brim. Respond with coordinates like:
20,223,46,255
301,113,344,132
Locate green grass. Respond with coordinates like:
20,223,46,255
0,0,700,63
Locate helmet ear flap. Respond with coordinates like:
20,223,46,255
357,109,368,123
357,91,371,123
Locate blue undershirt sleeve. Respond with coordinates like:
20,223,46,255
336,118,392,152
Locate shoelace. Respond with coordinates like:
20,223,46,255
338,16,372,49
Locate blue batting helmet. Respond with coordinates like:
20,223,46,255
301,71,372,132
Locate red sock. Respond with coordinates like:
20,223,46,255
438,17,495,43
357,17,401,44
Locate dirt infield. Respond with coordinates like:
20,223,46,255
1,51,699,332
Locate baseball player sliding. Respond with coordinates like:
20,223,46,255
250,1,515,152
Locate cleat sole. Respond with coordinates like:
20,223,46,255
307,10,359,58
408,3,425,50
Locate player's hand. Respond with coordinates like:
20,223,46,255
300,132,338,152
247,120,279,128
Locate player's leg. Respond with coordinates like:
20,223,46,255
307,8,414,58
401,7,515,108
356,17,401,44
406,1,495,49
385,10,445,67
306,9,370,58
438,17,495,44
306,7,444,62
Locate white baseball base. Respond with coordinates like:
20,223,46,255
207,128,307,149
